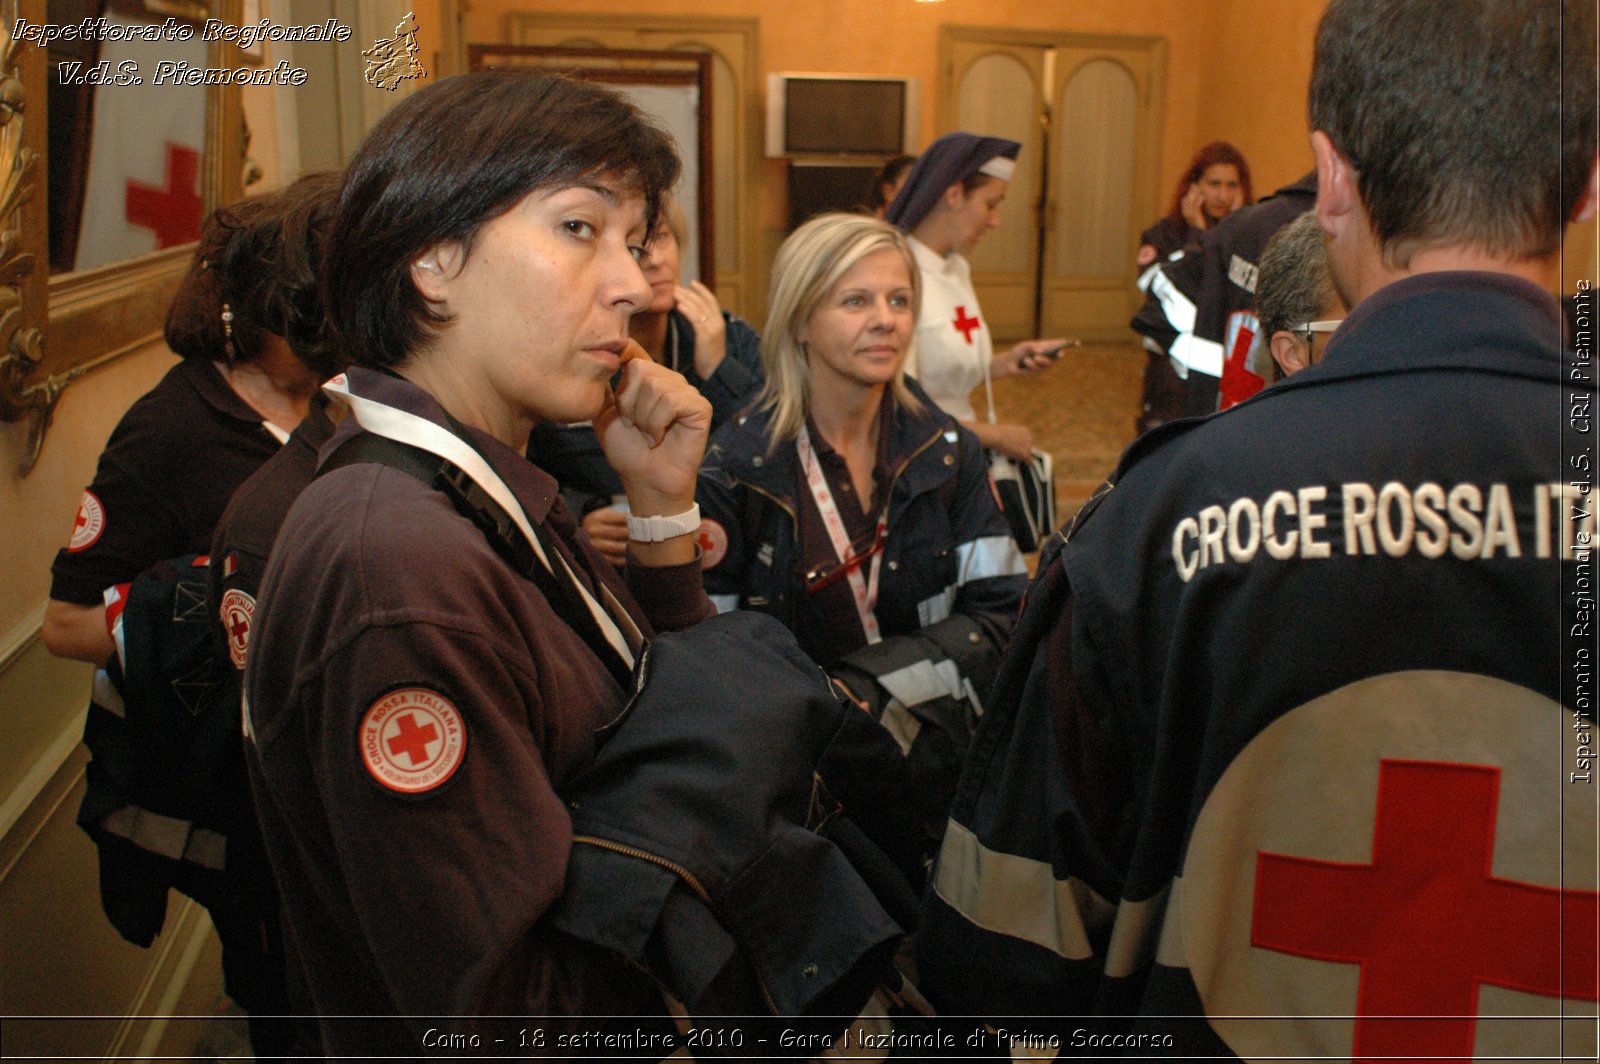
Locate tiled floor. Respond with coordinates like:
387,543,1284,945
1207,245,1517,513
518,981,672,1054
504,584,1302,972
985,339,1147,519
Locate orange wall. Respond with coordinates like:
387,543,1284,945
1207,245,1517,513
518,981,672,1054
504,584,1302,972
465,0,1328,231
1195,0,1327,198
467,0,1215,217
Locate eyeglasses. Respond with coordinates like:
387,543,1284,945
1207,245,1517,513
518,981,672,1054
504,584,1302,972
1290,319,1343,346
803,527,885,594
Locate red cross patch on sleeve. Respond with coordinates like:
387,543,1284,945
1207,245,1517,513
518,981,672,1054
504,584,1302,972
219,589,255,671
68,490,106,552
359,687,467,796
697,518,729,570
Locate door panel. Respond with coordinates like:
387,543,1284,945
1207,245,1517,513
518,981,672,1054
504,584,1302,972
1047,53,1142,337
941,29,1164,342
950,42,1044,342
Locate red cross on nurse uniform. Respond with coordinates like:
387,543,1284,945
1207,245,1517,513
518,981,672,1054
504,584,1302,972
952,305,982,344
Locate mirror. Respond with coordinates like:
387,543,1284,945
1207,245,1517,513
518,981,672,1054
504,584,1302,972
0,0,245,474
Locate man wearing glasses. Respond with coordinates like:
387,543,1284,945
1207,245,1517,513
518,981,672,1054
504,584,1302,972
1254,212,1347,379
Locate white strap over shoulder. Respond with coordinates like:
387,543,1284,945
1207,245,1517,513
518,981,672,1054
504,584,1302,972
322,375,637,669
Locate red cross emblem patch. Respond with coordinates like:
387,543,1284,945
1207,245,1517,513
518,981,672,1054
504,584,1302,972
1219,309,1265,409
1176,671,1598,1061
697,518,728,570
219,589,255,671
68,490,105,552
952,305,981,344
359,687,467,796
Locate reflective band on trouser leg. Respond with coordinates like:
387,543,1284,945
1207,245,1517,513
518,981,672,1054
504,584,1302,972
101,805,228,870
931,820,1113,961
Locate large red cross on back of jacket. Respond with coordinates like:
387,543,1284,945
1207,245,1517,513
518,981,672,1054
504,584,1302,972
1253,758,1598,1062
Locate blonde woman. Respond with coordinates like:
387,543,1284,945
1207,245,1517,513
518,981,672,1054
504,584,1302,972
697,212,1027,855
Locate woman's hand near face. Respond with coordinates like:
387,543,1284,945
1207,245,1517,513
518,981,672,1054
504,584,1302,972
674,281,727,379
596,341,711,564
1181,182,1208,230
579,507,630,568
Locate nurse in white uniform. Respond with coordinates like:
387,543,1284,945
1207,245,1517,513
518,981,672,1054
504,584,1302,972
885,133,1069,460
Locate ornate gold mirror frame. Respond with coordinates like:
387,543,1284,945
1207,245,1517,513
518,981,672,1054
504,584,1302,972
0,0,244,475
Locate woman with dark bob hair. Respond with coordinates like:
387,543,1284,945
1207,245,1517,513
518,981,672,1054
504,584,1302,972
528,195,764,567
242,72,715,1052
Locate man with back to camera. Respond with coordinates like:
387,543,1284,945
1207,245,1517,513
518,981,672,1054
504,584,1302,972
917,0,1600,1057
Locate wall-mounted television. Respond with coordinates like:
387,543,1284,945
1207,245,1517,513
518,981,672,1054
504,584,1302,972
787,162,883,231
766,73,920,158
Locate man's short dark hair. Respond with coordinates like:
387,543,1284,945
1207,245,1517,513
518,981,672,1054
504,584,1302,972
324,71,681,368
1309,0,1596,266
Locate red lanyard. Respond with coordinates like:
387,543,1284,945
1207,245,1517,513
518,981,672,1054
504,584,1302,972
796,425,885,645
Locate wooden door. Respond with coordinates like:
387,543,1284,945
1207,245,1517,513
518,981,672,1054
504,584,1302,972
945,37,1048,343
942,29,1165,342
1044,42,1164,340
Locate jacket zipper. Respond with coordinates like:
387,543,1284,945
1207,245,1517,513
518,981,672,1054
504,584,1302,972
741,480,798,524
569,834,782,1014
879,427,945,514
739,425,945,532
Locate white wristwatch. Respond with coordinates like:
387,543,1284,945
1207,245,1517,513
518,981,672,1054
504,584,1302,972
626,503,702,543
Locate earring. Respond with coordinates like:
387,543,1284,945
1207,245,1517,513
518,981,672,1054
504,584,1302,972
220,302,237,363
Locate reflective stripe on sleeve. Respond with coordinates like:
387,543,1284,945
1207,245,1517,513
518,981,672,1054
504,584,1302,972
879,699,922,755
1149,267,1225,379
1104,883,1171,978
877,657,965,709
1170,332,1224,379
92,668,125,718
930,820,1112,961
100,805,228,871
956,535,1026,585
915,538,1024,626
917,587,956,627
1149,265,1196,334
